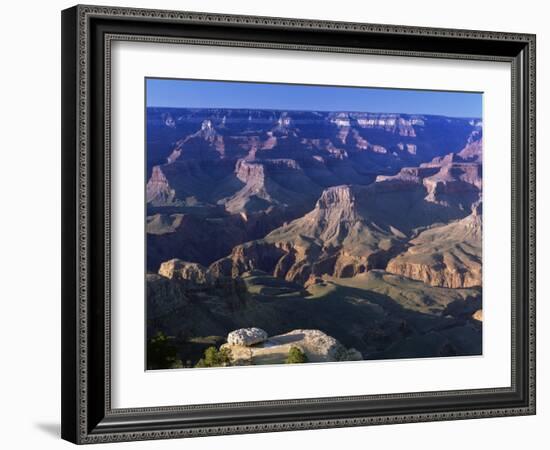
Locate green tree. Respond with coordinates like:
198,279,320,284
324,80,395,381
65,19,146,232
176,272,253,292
285,346,308,364
147,331,183,370
195,346,232,368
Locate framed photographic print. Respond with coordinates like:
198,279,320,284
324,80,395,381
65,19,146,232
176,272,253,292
61,4,536,444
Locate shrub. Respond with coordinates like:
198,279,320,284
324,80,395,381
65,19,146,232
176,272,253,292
335,347,363,361
147,331,183,370
285,346,308,364
195,346,232,368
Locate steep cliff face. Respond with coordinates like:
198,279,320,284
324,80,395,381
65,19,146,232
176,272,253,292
166,120,228,163
234,159,267,184
222,158,322,214
158,259,211,285
146,166,175,204
208,241,287,279
379,156,482,210
422,162,481,207
386,203,482,288
457,129,483,162
352,113,417,136
306,185,361,230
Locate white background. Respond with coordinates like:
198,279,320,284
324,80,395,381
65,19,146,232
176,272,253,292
112,42,511,408
0,0,546,449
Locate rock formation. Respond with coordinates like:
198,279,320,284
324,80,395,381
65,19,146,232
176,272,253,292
227,327,268,346
146,166,175,204
386,202,482,288
457,129,482,162
472,309,483,321
222,158,321,214
223,329,362,365
158,259,211,285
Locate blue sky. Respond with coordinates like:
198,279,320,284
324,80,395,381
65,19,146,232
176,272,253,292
146,78,482,118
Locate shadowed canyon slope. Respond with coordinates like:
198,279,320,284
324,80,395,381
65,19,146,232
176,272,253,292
146,107,483,367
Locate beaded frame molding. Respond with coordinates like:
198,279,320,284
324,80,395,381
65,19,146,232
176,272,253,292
61,4,536,444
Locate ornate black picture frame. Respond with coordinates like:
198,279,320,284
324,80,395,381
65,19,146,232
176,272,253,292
61,4,536,444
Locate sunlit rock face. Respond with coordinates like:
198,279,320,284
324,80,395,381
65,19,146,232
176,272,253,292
158,259,211,285
226,327,268,346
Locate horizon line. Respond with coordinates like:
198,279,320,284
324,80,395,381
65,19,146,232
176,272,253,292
145,105,482,120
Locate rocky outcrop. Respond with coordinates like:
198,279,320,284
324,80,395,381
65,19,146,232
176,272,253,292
386,204,482,288
380,156,482,209
349,129,369,149
166,120,227,163
234,159,267,185
386,258,481,289
396,142,417,155
422,162,481,206
457,129,482,162
223,158,321,214
161,112,176,128
304,274,324,288
227,327,268,346
146,166,175,204
352,113,417,136
315,185,357,216
208,241,286,279
260,132,277,150
158,259,211,285
273,113,295,135
375,166,440,185
222,329,362,365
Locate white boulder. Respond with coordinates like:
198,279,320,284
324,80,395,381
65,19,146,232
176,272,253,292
227,328,268,346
